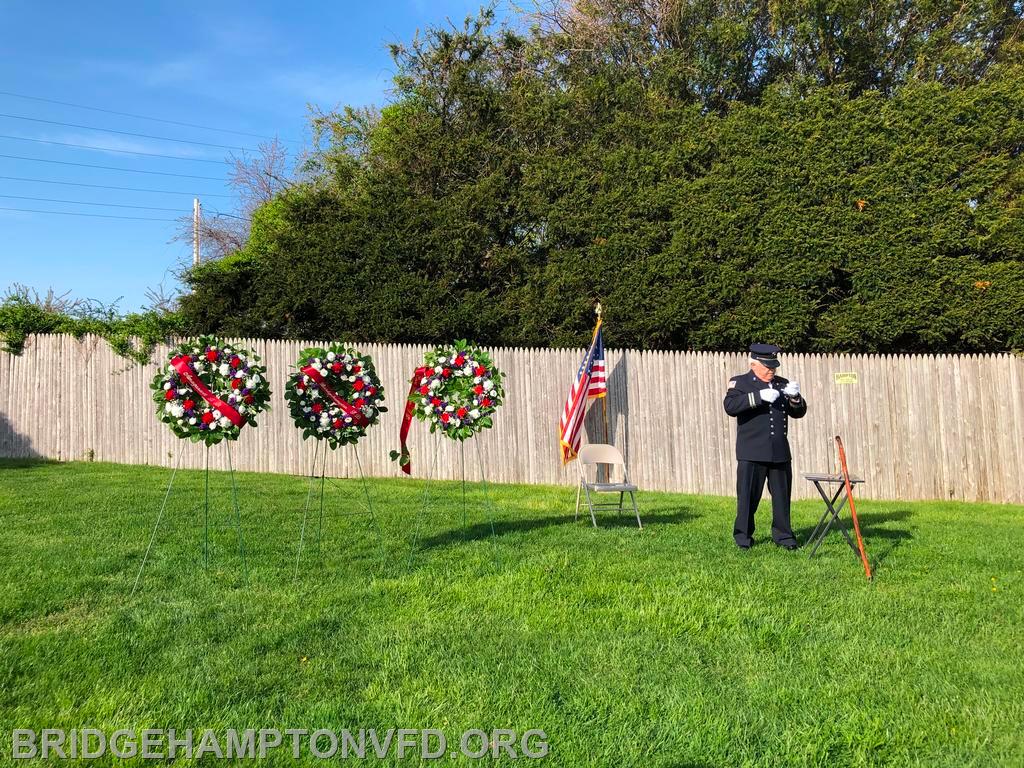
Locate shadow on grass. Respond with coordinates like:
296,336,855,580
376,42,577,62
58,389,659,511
796,508,914,575
415,508,696,549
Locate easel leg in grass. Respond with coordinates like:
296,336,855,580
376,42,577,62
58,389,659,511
475,439,500,567
294,441,322,581
353,444,387,570
203,444,210,567
130,443,185,598
406,435,442,567
225,441,248,586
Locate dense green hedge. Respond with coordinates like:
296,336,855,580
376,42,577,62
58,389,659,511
178,7,1024,353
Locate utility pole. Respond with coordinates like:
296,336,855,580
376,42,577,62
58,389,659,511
192,197,201,266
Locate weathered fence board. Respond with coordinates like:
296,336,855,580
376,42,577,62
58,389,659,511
1,335,1022,503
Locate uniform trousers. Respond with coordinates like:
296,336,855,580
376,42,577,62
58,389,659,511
734,460,797,547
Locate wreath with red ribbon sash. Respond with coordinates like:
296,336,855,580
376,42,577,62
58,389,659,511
151,336,272,446
390,340,504,474
285,346,386,448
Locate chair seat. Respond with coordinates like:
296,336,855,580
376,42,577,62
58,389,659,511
585,482,637,493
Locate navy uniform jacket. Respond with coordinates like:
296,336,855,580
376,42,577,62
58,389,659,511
723,372,807,463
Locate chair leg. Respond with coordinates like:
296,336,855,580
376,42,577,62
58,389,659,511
583,485,598,528
574,482,581,521
616,491,625,518
630,491,642,530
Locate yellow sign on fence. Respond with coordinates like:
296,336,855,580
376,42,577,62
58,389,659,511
834,372,859,385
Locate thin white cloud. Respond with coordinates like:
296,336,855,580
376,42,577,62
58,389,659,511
40,132,214,159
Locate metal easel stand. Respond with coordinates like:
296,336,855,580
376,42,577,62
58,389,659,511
131,441,248,598
804,476,861,559
294,440,386,581
406,436,499,568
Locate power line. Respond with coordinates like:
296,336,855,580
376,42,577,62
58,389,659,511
0,205,177,222
0,193,186,212
0,174,233,197
0,112,257,152
0,133,226,163
0,89,297,143
0,153,225,180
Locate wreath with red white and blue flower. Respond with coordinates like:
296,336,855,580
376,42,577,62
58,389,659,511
285,345,386,448
391,341,504,471
151,336,272,446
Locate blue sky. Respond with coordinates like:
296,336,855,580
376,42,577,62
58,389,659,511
0,1,504,310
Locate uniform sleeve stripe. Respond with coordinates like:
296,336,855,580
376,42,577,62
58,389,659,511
748,392,755,408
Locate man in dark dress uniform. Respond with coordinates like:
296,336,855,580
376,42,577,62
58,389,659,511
722,344,807,550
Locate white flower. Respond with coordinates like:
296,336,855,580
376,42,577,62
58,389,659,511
224,347,233,355
303,406,311,413
170,404,184,418
452,418,461,427
208,420,218,430
422,402,432,412
434,365,443,373
163,382,171,390
308,415,315,421
445,405,455,412
235,370,246,379
218,417,230,428
237,404,246,414
177,388,188,395
429,379,441,390
484,380,495,391
463,365,473,376
327,351,336,361
470,409,480,419
438,357,447,364
177,418,184,425
194,363,205,373
212,409,222,419
246,377,259,389
474,376,482,384
219,363,230,376
188,417,197,425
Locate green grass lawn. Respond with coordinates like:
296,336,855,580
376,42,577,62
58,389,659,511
1,459,1022,767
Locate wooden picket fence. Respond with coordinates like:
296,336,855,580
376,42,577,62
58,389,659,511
1,334,1022,503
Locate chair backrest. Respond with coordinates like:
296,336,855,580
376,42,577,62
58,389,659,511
578,443,625,468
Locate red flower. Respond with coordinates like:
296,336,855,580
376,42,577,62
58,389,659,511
230,356,241,368
205,349,218,362
481,398,491,407
231,378,242,390
201,412,215,424
353,379,365,391
454,355,465,366
440,412,450,423
457,407,468,418
333,419,343,429
354,398,366,408
353,365,361,373
419,384,430,395
312,403,324,414
473,385,484,395
441,368,452,378
475,366,487,376
431,397,441,406
183,399,195,410
164,389,175,401
296,381,305,392
332,362,342,373
244,394,254,404
367,386,376,395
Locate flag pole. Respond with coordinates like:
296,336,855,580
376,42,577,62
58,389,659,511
596,302,609,445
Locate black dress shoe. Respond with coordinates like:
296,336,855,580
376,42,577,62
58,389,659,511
737,543,752,550
777,541,799,551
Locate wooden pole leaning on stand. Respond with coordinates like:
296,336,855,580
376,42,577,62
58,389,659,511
836,435,872,580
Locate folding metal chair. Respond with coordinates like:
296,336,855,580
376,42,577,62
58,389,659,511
574,443,642,529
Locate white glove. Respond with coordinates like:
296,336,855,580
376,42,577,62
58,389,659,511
782,381,800,398
760,388,780,403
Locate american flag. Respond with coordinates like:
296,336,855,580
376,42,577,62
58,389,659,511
559,318,606,464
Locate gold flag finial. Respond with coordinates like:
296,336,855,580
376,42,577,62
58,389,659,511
595,302,602,318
